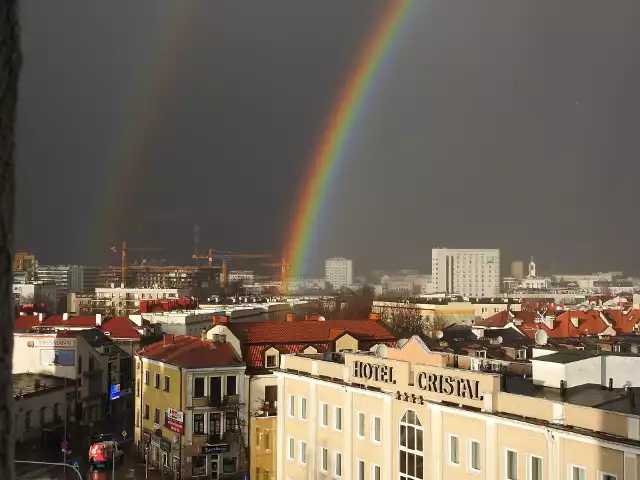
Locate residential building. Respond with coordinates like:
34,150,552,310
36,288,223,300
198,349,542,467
431,248,501,297
13,250,37,282
325,257,353,290
276,336,640,480
13,373,76,444
94,287,190,316
209,314,397,480
37,264,104,293
134,334,246,479
67,292,94,314
12,282,58,309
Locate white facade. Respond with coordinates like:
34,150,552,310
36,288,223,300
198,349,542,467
13,283,58,308
431,248,500,297
94,287,189,315
325,257,353,290
227,270,255,284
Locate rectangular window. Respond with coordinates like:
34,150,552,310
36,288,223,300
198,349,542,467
287,395,295,417
357,412,365,438
193,413,204,435
468,439,481,471
265,354,278,368
320,403,328,427
334,406,342,431
136,379,140,397
599,474,616,480
372,464,381,480
226,375,237,396
449,435,460,465
154,408,160,423
372,416,381,443
335,452,342,477
163,376,170,392
143,404,149,419
528,455,542,480
300,397,307,420
320,447,328,472
357,459,365,480
287,437,294,460
144,370,149,385
154,373,160,389
506,450,518,480
571,466,586,480
194,377,205,397
299,441,306,464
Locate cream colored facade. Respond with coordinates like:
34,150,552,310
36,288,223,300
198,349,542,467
276,339,640,480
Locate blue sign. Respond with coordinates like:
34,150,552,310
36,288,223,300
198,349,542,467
72,461,80,468
243,475,249,480
109,384,121,401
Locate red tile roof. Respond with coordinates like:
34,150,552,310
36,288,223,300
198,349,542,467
136,335,243,368
41,315,98,327
14,315,42,331
100,316,144,340
225,319,396,369
227,319,396,344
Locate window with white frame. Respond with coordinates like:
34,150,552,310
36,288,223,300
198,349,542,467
334,406,342,431
372,464,381,480
300,397,307,420
356,459,365,480
599,474,617,480
299,440,306,464
468,439,481,472
320,447,328,472
318,402,328,426
516,349,527,360
287,437,294,460
570,466,586,480
448,435,460,466
399,409,424,480
287,395,295,418
506,450,518,480
357,412,365,438
527,455,542,480
372,415,381,443
334,452,343,477
265,353,278,368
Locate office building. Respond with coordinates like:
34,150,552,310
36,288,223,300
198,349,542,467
276,337,640,480
432,248,500,297
325,257,353,290
36,264,103,293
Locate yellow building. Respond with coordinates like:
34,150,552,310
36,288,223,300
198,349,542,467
277,337,640,480
134,333,246,479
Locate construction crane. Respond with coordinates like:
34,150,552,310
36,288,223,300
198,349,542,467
110,241,163,288
262,258,290,292
192,248,271,288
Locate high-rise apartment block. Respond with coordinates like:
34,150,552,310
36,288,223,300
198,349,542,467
325,257,353,290
431,248,500,297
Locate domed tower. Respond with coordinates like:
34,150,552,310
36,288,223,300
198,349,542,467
528,256,536,278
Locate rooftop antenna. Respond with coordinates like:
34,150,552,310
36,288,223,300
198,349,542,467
194,223,200,257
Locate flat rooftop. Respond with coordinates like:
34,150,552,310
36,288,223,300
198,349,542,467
13,373,76,398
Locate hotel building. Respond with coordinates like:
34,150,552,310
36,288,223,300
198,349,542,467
276,336,640,480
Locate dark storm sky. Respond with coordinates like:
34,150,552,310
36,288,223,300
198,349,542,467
16,1,640,276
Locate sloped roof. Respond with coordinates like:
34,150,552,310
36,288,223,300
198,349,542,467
137,336,243,368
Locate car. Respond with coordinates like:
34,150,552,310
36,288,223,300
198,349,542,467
88,440,124,469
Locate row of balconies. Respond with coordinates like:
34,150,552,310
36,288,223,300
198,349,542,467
192,394,241,409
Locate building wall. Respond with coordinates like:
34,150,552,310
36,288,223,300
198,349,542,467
251,416,276,480
14,386,75,442
325,257,353,290
432,248,501,297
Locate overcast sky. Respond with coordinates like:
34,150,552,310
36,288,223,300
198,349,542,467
16,0,640,276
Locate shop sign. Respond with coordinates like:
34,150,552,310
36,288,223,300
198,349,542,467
352,361,396,384
202,444,230,454
415,372,482,400
167,408,184,423
166,419,184,434
33,338,75,348
160,438,172,452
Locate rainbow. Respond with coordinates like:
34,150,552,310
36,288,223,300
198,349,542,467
283,0,416,280
87,3,195,263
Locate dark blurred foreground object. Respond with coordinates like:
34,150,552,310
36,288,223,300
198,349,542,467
0,0,21,479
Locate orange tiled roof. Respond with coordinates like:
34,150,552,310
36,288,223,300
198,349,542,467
137,336,243,368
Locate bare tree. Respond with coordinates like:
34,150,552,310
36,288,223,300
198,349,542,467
0,0,20,477
426,314,449,331
379,304,424,337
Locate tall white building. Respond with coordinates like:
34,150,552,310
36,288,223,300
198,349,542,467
324,257,353,290
431,248,500,297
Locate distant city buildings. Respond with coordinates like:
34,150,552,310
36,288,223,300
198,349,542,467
93,286,190,316
36,264,103,293
431,248,500,297
227,270,255,285
325,257,353,290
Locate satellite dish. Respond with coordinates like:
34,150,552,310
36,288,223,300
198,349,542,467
495,336,503,344
397,338,409,349
317,316,326,322
376,344,388,359
436,330,444,339
535,329,548,346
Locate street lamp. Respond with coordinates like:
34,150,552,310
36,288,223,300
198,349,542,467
52,358,69,475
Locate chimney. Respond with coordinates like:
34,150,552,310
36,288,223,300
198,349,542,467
609,377,613,391
163,334,174,346
62,313,69,321
38,313,44,323
369,313,381,321
286,313,295,322
560,380,567,400
95,314,102,326
218,316,229,325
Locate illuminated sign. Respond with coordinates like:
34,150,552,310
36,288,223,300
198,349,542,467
416,373,482,400
352,361,396,384
167,408,183,424
33,338,75,348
